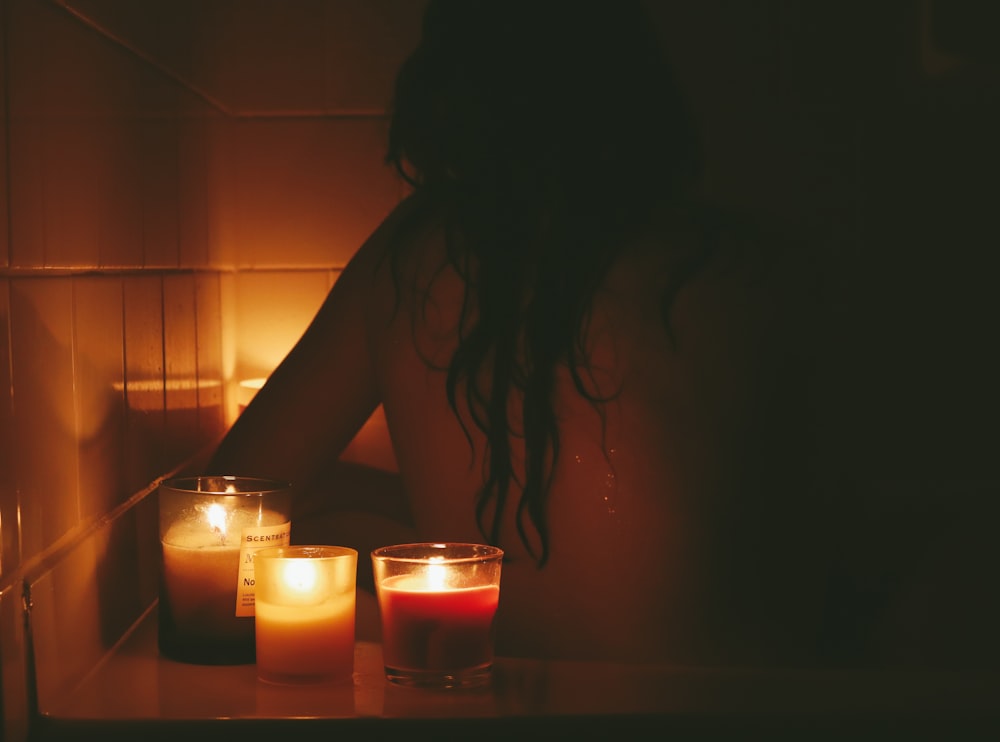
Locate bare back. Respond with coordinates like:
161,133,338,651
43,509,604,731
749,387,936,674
360,198,822,665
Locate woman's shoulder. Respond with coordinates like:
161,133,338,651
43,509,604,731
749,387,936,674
349,191,440,268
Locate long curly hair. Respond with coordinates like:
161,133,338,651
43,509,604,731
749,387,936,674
383,0,705,566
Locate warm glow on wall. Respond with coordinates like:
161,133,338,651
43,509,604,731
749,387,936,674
237,377,267,413
220,270,334,424
115,379,223,412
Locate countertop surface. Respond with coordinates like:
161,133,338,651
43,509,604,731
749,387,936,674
35,601,1000,741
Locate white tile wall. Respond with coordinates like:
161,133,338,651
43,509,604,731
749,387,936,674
207,116,400,269
73,275,128,521
9,278,80,558
0,279,15,576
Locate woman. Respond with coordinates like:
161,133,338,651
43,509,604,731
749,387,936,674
207,0,820,665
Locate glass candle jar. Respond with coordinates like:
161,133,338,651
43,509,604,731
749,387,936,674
372,542,503,689
157,476,292,665
254,545,358,685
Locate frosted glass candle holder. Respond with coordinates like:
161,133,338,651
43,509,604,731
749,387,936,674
254,545,359,685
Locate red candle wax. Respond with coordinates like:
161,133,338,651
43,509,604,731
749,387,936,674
379,575,500,673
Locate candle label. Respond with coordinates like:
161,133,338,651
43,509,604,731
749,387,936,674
234,522,291,616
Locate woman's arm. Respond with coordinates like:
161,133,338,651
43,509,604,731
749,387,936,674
205,194,423,496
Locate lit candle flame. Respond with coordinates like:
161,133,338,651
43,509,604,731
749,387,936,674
427,556,447,590
205,503,228,544
282,560,317,594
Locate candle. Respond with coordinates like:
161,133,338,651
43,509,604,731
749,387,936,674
254,545,358,685
372,543,503,689
378,576,500,673
157,476,292,665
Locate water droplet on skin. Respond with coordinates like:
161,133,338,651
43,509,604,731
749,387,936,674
603,471,618,516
